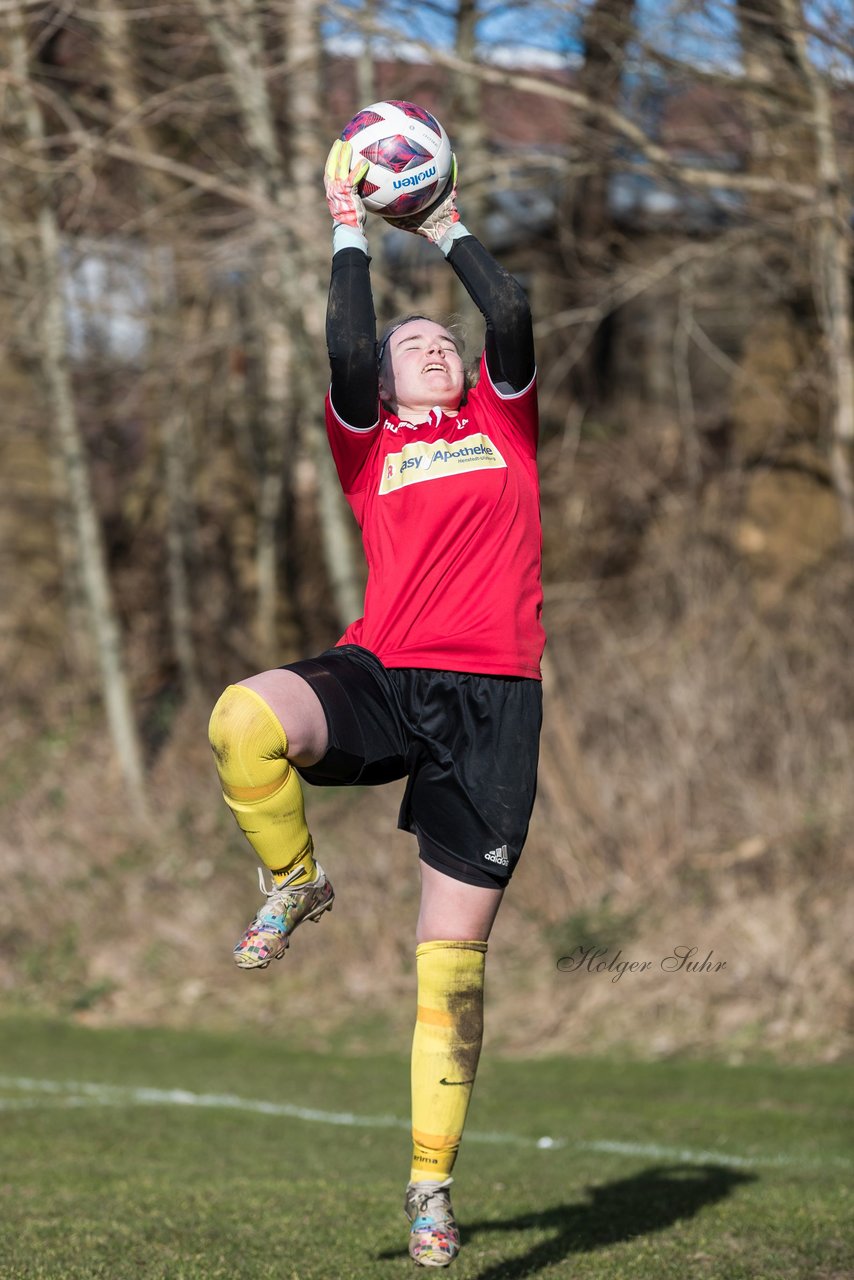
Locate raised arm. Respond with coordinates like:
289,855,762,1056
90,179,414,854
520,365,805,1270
446,235,535,395
385,159,535,394
324,140,380,430
326,248,379,429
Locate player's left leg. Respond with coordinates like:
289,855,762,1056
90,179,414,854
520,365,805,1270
404,866,503,1267
394,669,542,1267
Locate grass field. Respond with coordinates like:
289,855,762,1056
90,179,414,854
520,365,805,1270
0,1017,850,1280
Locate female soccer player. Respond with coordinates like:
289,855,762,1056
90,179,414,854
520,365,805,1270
208,138,544,1268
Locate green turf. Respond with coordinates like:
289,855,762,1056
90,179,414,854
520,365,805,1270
0,1017,850,1279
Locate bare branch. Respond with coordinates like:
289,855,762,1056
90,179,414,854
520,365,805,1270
325,0,818,203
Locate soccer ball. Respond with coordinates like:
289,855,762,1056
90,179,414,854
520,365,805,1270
339,100,452,218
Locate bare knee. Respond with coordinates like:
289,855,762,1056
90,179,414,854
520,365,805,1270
416,862,504,944
236,669,329,766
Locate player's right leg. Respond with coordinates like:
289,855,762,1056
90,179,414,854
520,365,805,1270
209,647,409,970
208,670,332,969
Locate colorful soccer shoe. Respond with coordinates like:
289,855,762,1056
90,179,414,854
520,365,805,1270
233,863,334,969
404,1179,460,1267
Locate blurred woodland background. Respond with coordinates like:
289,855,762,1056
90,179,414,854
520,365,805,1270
1,0,852,1062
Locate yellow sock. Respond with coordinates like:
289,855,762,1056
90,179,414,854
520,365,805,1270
208,684,317,886
410,940,487,1184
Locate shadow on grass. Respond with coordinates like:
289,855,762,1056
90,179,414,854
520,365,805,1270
381,1163,756,1278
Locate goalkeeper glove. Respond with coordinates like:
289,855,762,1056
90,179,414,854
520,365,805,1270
383,155,463,249
324,139,370,234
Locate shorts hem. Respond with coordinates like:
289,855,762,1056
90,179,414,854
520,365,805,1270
413,827,511,890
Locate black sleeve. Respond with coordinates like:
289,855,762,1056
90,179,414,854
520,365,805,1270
326,248,379,429
446,235,535,394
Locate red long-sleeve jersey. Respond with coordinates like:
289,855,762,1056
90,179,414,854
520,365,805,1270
325,352,544,678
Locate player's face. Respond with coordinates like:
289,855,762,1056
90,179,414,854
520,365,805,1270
381,319,465,415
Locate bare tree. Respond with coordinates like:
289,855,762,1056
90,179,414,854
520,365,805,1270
284,0,366,628
5,2,149,816
4,0,852,717
779,0,854,538
92,0,201,695
192,0,364,660
189,0,295,665
354,0,378,106
450,0,486,230
736,0,853,533
559,0,637,410
346,0,850,529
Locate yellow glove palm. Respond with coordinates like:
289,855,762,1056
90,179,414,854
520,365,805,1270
323,139,370,233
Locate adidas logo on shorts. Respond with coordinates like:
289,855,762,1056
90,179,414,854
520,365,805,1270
484,844,509,867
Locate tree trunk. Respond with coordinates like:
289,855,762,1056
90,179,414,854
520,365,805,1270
285,0,365,629
253,311,291,665
452,0,485,226
163,397,201,694
355,0,377,107
559,0,636,409
447,0,487,329
778,0,854,539
94,0,202,690
738,0,853,535
736,0,812,194
8,5,149,817
193,0,300,663
148,255,201,697
199,0,364,641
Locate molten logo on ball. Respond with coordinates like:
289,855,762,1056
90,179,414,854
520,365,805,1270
339,100,452,218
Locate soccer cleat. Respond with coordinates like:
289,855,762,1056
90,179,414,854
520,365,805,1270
404,1179,460,1268
233,863,334,969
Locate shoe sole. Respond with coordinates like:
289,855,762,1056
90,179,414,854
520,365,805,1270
233,891,334,971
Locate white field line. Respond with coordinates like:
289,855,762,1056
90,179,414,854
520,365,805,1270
0,1076,848,1171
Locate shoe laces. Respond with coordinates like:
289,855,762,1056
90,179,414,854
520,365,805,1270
409,1180,454,1224
256,864,317,902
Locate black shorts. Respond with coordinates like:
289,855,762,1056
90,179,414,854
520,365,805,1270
283,645,542,889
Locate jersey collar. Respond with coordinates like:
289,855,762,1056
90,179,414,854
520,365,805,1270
397,406,452,430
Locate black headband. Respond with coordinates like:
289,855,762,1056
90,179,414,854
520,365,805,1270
376,315,433,367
